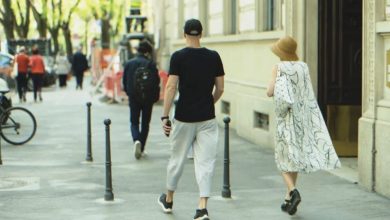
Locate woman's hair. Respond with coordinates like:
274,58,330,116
32,47,39,55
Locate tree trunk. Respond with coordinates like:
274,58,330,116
84,20,89,55
62,23,73,59
0,0,16,41
14,0,31,39
2,22,16,41
101,18,110,49
38,19,48,38
30,0,48,38
49,28,60,55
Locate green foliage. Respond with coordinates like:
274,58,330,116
0,0,126,49
77,0,126,48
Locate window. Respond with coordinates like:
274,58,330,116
254,111,269,130
184,0,199,20
221,101,231,115
208,0,224,35
263,0,285,31
171,0,180,39
198,0,285,37
265,0,274,30
238,0,256,32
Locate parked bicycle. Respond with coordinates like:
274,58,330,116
0,78,37,145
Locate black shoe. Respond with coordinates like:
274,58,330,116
194,209,209,220
281,199,297,214
287,189,301,215
157,193,172,213
281,199,289,212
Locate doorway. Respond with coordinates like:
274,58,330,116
318,0,362,157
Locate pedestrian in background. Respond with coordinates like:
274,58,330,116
122,40,160,160
71,46,88,90
29,46,45,102
55,51,71,88
15,46,29,102
158,19,224,220
267,36,341,215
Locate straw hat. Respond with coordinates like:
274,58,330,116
271,36,299,61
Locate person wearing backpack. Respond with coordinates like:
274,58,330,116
122,40,160,160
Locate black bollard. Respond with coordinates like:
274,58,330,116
86,102,93,162
104,119,114,201
222,116,231,198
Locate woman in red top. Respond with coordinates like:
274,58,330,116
29,47,45,102
15,47,30,102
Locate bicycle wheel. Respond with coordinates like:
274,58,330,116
0,107,37,145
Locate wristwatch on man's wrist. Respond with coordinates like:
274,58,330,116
161,116,169,121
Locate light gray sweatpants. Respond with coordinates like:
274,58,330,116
166,119,219,197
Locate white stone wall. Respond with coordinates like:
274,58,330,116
359,0,390,198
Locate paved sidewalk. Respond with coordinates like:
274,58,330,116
0,78,390,220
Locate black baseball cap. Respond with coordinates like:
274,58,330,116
184,19,203,36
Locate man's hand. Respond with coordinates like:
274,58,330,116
162,119,172,137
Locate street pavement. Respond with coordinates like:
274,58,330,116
0,77,390,220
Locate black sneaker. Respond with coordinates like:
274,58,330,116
281,199,297,214
157,193,172,213
281,199,289,212
287,189,301,215
193,209,209,220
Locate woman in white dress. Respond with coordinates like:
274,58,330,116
267,36,341,215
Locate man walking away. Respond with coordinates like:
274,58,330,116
15,47,29,102
122,40,160,160
71,46,89,90
158,19,225,220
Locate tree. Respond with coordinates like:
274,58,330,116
90,0,125,49
61,0,81,58
75,8,91,55
14,0,31,39
0,0,16,41
30,0,48,38
47,0,62,55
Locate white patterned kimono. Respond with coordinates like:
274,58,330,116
273,61,341,173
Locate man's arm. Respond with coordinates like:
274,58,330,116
162,75,178,117
122,64,128,93
213,76,224,103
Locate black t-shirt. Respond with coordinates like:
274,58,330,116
169,47,225,122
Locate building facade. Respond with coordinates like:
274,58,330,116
149,0,390,199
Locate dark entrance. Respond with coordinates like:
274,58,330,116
318,0,362,156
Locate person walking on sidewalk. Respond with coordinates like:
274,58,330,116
15,46,29,102
55,51,71,88
267,36,341,215
29,47,45,102
71,46,89,90
158,19,225,220
122,40,160,160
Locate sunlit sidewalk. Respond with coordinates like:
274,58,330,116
0,76,389,220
